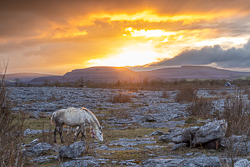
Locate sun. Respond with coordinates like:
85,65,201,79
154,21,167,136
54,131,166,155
87,43,166,67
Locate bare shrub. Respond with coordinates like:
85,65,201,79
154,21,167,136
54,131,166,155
219,94,250,137
186,97,214,118
162,90,170,98
175,85,197,102
220,90,228,95
209,90,218,95
0,64,26,166
108,93,131,103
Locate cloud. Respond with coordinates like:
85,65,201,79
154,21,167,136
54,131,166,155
1,0,250,74
149,40,250,68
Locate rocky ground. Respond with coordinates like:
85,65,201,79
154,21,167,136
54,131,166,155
7,87,250,166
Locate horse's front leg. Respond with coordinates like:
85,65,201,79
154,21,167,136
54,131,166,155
59,126,64,143
80,123,86,141
73,126,81,141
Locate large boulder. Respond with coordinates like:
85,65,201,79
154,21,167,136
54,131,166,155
159,126,199,143
59,141,86,158
192,120,227,145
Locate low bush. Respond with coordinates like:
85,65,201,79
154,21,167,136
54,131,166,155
175,85,197,102
108,93,132,103
162,90,170,98
0,65,26,166
219,94,250,137
186,97,214,118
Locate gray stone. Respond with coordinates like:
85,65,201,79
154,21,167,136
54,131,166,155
109,138,156,147
143,159,184,167
234,159,250,167
24,138,39,147
30,155,58,163
59,141,86,158
144,115,157,122
182,156,220,166
25,142,52,157
143,156,221,167
221,135,250,155
172,143,188,151
149,131,164,136
193,120,227,145
61,160,100,167
159,126,199,143
145,145,167,149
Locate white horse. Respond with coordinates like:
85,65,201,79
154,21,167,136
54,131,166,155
51,107,103,143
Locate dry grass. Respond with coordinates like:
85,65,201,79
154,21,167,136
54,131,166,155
162,90,170,98
175,85,197,102
220,90,228,96
186,97,214,118
0,64,26,167
108,93,132,103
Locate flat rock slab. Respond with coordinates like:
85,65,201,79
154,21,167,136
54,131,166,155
143,156,220,167
96,145,139,151
30,155,58,163
61,160,100,167
109,138,156,147
143,159,184,167
25,142,52,157
59,141,86,158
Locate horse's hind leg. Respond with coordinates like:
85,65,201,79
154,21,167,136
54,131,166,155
54,127,57,143
59,126,64,143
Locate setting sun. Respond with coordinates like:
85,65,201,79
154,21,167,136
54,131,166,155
87,42,169,67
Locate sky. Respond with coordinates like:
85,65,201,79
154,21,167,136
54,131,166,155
1,0,250,74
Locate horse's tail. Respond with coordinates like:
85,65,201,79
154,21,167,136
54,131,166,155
51,112,55,125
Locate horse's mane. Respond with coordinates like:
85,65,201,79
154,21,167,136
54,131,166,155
80,107,101,129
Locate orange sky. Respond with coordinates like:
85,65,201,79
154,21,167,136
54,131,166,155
1,0,250,74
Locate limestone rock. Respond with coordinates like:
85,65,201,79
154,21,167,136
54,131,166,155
59,141,86,158
192,120,227,146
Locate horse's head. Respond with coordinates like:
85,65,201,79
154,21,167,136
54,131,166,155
94,127,103,141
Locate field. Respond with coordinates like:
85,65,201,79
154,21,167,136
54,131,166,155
3,85,250,166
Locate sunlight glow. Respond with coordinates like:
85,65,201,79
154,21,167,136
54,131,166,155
87,44,168,67
90,11,235,24
125,27,176,38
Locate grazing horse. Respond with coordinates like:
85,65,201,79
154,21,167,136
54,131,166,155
51,107,103,143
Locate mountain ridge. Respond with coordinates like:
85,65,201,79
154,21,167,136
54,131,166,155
8,66,250,85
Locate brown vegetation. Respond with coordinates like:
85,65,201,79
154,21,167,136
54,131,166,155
0,64,26,166
186,97,214,118
175,85,197,102
108,93,132,103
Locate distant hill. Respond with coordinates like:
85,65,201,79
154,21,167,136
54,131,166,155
141,66,250,80
29,67,139,85
28,66,250,85
5,73,56,83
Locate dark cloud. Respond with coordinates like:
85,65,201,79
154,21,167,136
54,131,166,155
150,40,250,68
